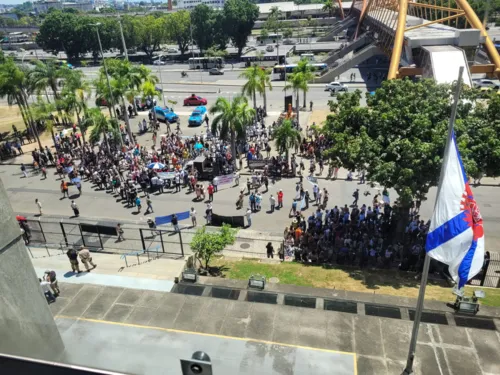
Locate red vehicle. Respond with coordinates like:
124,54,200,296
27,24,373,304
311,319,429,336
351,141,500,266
183,94,207,106
95,96,109,107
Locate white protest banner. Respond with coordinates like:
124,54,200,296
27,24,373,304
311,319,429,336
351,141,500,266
217,174,234,186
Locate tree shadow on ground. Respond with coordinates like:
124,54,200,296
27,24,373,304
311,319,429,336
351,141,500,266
301,262,447,291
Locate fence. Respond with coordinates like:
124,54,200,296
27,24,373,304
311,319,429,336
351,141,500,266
24,218,185,258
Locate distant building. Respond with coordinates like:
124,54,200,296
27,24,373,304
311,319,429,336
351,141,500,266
33,1,94,14
0,13,19,21
176,0,224,10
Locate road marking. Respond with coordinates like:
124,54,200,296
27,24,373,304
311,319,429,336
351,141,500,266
56,314,358,369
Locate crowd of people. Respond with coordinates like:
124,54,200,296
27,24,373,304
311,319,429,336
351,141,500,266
280,185,429,270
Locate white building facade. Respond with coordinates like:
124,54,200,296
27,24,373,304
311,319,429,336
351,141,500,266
176,0,224,10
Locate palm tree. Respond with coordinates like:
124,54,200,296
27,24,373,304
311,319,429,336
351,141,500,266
0,59,42,149
257,68,272,115
28,60,65,102
61,69,91,143
284,72,307,125
31,99,57,147
274,119,301,162
94,76,115,119
86,108,119,152
141,81,158,124
110,76,134,142
322,0,336,17
29,60,70,126
293,59,315,109
209,96,255,167
239,65,261,110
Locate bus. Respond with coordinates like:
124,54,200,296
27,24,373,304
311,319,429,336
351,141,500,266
188,57,225,70
271,63,327,80
255,33,283,45
300,53,316,62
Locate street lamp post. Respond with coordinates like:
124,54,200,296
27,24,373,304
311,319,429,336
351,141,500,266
118,17,128,61
157,56,167,107
90,23,123,145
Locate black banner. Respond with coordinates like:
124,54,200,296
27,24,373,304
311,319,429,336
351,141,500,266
80,224,117,236
211,213,245,228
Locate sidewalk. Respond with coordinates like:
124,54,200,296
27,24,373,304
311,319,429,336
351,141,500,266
21,212,284,259
29,246,181,291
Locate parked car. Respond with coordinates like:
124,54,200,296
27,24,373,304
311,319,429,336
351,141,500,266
152,106,179,123
166,47,179,53
188,106,207,127
474,79,499,89
95,96,109,107
184,94,207,106
325,82,348,93
153,59,166,65
209,67,224,75
283,39,296,45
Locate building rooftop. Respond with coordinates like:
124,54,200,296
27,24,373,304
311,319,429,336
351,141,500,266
258,1,324,14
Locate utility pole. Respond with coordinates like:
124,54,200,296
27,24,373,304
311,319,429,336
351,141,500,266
118,17,128,61
91,23,123,145
483,0,491,28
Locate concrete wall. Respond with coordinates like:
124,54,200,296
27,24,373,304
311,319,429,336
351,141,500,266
0,178,64,361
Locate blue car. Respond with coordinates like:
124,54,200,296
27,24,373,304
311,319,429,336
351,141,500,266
153,106,179,124
188,106,207,127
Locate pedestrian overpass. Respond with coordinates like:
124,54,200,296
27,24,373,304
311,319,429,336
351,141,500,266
316,0,500,85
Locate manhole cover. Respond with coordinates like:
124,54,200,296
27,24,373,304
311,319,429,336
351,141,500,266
269,277,280,283
240,243,251,249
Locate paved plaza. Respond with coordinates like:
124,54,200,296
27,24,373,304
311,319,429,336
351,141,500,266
49,281,500,375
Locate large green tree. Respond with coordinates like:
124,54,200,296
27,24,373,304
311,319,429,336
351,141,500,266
165,11,191,56
223,0,259,56
131,15,166,62
191,4,215,54
36,10,86,59
321,78,499,210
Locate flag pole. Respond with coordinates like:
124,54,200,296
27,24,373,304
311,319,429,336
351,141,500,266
402,66,464,375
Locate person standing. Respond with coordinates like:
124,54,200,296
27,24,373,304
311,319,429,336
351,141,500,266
78,246,97,272
269,194,276,213
352,188,359,206
116,223,125,241
39,278,56,303
249,192,256,212
266,242,274,258
171,214,179,233
145,195,154,214
61,181,69,198
66,248,81,273
20,163,28,178
246,207,252,227
175,172,181,193
135,196,142,213
44,270,60,296
277,190,284,209
190,207,197,227
213,176,219,192
207,183,214,202
70,200,79,217
35,198,43,216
